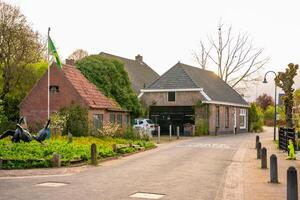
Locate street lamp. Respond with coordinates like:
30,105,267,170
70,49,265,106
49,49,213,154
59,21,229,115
263,71,277,141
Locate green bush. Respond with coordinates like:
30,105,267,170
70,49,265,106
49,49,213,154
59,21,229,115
195,118,209,136
60,103,89,136
0,136,155,169
249,103,264,132
76,55,142,117
264,105,274,121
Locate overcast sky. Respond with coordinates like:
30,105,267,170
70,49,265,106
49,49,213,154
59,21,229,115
6,0,300,101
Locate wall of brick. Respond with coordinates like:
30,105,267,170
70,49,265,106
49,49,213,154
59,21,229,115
88,109,130,130
20,65,88,129
141,91,204,106
208,104,248,135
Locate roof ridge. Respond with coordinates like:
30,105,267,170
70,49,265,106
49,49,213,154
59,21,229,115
179,62,215,74
146,62,179,89
100,52,134,62
100,51,159,75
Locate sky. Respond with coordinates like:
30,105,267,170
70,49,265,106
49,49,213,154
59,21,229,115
6,0,300,101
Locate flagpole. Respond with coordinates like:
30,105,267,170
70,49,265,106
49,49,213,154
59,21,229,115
47,27,50,120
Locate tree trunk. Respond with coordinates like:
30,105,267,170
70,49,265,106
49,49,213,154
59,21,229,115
285,100,293,128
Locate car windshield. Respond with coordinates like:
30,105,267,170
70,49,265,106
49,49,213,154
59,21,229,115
146,119,154,124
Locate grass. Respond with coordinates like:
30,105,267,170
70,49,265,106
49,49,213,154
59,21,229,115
0,136,155,169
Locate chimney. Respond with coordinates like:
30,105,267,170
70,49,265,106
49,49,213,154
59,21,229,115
135,54,143,63
65,59,75,65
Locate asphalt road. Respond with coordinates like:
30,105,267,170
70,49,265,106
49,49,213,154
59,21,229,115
0,133,251,200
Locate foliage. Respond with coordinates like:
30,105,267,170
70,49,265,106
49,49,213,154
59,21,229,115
76,55,142,117
195,118,209,136
97,122,120,137
195,103,209,135
263,105,286,126
256,93,274,111
275,63,299,127
248,103,264,132
0,100,8,126
49,112,67,136
116,127,151,141
0,136,155,169
60,104,89,136
0,2,45,102
264,106,274,121
68,49,88,61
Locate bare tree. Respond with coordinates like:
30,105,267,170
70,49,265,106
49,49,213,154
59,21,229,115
194,23,269,89
0,1,45,101
68,49,88,61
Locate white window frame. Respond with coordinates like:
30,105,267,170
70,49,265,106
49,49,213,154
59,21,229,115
239,109,247,129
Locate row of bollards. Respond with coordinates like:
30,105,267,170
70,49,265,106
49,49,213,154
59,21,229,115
155,125,181,144
255,135,298,200
167,125,181,141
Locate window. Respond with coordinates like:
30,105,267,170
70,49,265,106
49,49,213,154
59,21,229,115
49,85,59,94
216,106,220,128
225,107,229,128
93,114,103,129
240,109,247,129
110,113,115,124
168,92,175,102
117,114,122,127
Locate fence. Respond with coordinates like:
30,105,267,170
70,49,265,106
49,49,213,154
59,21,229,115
278,127,295,151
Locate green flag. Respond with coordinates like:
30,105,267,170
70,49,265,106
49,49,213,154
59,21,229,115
48,36,62,68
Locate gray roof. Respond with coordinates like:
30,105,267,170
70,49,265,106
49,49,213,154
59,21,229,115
99,52,159,94
146,62,248,106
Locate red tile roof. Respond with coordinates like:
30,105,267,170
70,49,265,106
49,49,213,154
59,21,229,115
62,64,122,110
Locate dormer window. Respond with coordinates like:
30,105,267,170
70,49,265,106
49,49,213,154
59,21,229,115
49,85,59,94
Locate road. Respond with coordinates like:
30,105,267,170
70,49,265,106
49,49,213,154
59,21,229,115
0,133,251,200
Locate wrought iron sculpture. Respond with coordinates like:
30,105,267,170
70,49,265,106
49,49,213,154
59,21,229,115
0,117,50,143
32,120,50,143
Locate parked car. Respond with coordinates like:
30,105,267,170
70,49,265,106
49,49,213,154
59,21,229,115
133,119,155,137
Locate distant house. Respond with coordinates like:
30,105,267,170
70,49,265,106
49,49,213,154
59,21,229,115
99,52,159,94
139,62,249,135
20,61,130,130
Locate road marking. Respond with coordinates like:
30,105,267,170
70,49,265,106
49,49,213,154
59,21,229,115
36,181,69,187
129,192,165,199
176,143,234,149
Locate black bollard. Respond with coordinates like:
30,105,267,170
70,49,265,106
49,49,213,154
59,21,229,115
261,147,268,169
270,154,278,183
256,135,260,149
287,166,298,200
91,143,97,165
257,142,262,159
261,147,267,169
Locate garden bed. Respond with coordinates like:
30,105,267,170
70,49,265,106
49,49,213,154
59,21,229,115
0,137,155,169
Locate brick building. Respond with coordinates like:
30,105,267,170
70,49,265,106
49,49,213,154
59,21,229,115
20,62,129,131
139,62,249,135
